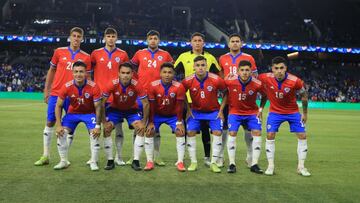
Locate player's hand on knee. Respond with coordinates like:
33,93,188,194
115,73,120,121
145,122,155,136
56,126,65,137
301,113,307,124
43,92,49,104
104,122,113,135
91,128,101,139
176,123,185,136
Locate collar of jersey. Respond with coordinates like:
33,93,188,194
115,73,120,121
195,72,208,89
161,80,172,96
74,79,87,96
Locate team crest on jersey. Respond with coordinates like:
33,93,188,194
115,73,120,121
207,86,213,92
84,93,90,99
248,90,254,95
115,57,120,63
157,56,163,61
128,91,134,97
170,92,176,98
284,87,290,93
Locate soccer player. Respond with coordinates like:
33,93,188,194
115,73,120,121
130,30,173,166
175,32,221,167
91,27,129,166
101,62,150,171
34,27,91,166
146,62,186,172
218,33,259,167
258,56,310,177
54,61,102,171
224,60,266,174
182,56,226,173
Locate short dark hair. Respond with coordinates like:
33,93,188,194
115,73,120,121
72,61,87,69
70,27,84,36
119,62,133,71
104,27,117,36
238,60,252,68
147,30,160,38
191,32,205,40
160,62,175,71
193,55,207,63
271,56,287,66
229,33,241,40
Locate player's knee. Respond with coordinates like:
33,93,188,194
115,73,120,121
267,132,276,140
252,130,261,137
229,131,237,137
47,121,55,127
188,131,196,137
297,133,307,140
175,131,184,137
212,130,222,136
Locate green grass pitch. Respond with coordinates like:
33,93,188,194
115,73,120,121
0,99,359,203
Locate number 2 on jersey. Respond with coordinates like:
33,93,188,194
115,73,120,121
147,60,157,68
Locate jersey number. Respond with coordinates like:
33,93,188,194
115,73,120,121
162,98,170,105
66,62,74,70
119,95,128,102
147,60,157,68
200,91,205,99
107,61,112,69
229,66,237,75
91,117,96,124
275,92,284,99
238,93,247,101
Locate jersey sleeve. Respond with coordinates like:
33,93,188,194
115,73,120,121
102,82,112,98
93,84,102,102
177,84,186,100
166,52,174,63
123,52,130,62
217,77,226,91
209,55,221,73
50,49,59,68
136,84,147,99
174,54,183,69
90,51,96,69
295,78,304,90
218,55,225,72
84,55,92,72
130,51,140,66
58,85,68,100
249,56,258,73
257,73,266,83
181,79,189,91
147,85,155,101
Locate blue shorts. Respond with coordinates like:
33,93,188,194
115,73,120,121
62,113,96,133
266,112,306,133
187,110,222,133
106,107,142,126
228,114,262,132
154,114,177,133
105,103,123,123
47,95,70,122
137,97,143,115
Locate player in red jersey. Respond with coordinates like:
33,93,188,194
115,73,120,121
258,56,310,177
91,27,130,166
224,60,267,174
146,62,186,172
130,30,173,166
218,33,259,168
54,61,102,171
101,62,151,171
35,27,91,166
182,56,227,173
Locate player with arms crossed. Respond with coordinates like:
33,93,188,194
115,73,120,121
182,56,226,173
34,27,91,166
54,61,102,171
258,56,310,177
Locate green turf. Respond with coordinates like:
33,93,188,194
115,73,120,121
0,99,359,203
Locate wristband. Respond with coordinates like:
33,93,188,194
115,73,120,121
95,124,101,129
258,108,263,113
176,121,183,125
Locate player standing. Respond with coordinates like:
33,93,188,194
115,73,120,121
258,56,310,176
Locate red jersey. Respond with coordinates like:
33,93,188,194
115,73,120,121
182,72,226,112
102,79,146,111
50,47,91,96
130,48,173,90
58,80,102,114
225,76,264,115
148,80,186,116
258,73,304,114
219,52,257,77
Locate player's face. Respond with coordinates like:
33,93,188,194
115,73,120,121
228,36,242,52
194,60,207,77
119,66,133,84
72,66,86,84
272,63,287,80
191,36,204,52
147,35,160,49
238,66,251,81
160,67,175,84
69,31,83,48
104,34,117,47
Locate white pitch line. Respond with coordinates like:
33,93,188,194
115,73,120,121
0,103,44,108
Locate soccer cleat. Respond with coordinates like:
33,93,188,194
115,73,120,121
126,158,133,165
53,161,69,170
297,168,311,177
89,162,99,171
104,160,115,170
114,157,126,166
250,164,264,174
34,156,49,166
264,167,275,176
131,160,142,171
176,162,186,172
227,164,237,173
154,158,166,166
216,157,225,168
144,161,154,171
86,159,92,165
187,162,198,171
204,157,211,167
210,163,221,173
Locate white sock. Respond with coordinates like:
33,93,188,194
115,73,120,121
211,135,222,164
187,136,197,163
104,136,113,160
66,133,74,149
43,126,54,157
90,135,100,163
57,130,68,162
266,139,275,168
244,130,253,160
154,133,161,158
176,136,186,163
133,135,144,160
297,139,308,169
227,135,236,165
252,136,262,166
219,130,228,160
114,123,124,160
144,137,154,162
